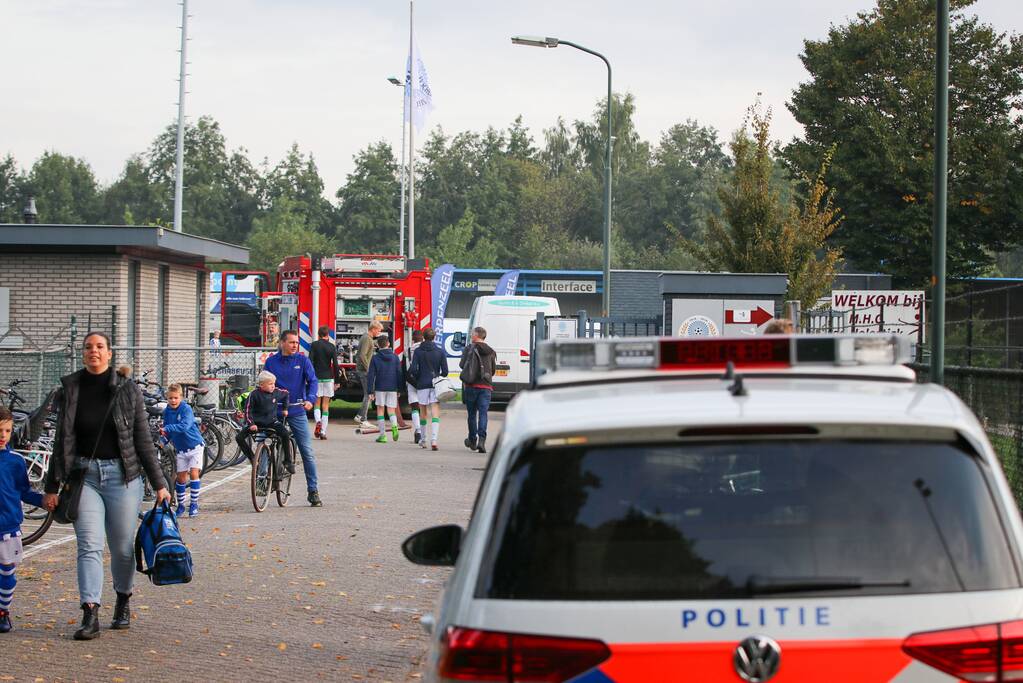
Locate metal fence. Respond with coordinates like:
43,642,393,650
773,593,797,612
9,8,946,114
0,323,77,407
112,346,276,406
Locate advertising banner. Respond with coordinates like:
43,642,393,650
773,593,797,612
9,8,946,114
431,264,456,334
830,290,925,340
495,270,520,296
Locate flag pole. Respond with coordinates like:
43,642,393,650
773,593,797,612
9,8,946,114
407,0,416,260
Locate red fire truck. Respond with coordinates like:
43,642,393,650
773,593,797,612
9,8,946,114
218,254,433,400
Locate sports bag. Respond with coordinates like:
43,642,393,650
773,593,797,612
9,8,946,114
135,501,193,585
432,374,457,402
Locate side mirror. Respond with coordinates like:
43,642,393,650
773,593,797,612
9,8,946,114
452,332,467,351
402,524,463,566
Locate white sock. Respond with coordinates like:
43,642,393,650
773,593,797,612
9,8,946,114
389,414,398,429
431,419,440,442
411,409,420,433
320,415,328,433
314,408,321,422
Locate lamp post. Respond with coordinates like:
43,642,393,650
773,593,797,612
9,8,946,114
931,0,950,384
388,76,408,257
512,35,613,317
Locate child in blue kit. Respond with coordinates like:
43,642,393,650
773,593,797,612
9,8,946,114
162,384,205,517
0,406,47,633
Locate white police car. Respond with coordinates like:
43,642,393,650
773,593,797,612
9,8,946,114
403,335,1023,682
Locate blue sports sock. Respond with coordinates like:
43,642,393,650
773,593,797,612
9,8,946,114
189,479,201,505
0,562,16,611
175,482,187,509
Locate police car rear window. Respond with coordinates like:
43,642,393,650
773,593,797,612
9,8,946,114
478,440,1019,600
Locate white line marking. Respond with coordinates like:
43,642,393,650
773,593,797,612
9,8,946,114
23,466,251,559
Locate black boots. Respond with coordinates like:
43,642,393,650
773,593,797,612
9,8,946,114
111,592,131,630
464,436,478,450
477,437,487,454
73,603,100,640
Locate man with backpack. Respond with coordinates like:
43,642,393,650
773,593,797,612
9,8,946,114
309,326,340,440
459,326,496,454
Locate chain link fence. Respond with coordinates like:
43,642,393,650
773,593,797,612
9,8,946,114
112,346,276,407
0,323,77,407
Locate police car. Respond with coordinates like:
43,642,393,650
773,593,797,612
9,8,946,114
403,335,1023,682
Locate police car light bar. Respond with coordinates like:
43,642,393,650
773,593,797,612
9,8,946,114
536,335,912,375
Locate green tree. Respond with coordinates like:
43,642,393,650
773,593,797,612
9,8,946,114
784,0,1023,285
262,143,335,234
0,155,25,223
101,155,166,225
685,107,843,307
652,121,730,240
147,116,261,241
422,209,498,268
22,151,102,223
335,141,400,252
246,199,336,273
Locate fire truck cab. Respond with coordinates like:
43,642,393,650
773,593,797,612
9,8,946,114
221,255,433,401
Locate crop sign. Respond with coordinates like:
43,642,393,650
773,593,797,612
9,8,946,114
830,290,925,340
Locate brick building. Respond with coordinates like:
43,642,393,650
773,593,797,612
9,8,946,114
0,224,247,402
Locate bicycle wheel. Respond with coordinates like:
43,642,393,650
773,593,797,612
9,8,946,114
251,440,272,512
199,421,223,475
276,448,292,507
159,444,177,489
20,450,53,545
211,416,239,470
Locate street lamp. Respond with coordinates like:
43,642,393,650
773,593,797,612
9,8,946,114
388,75,409,257
512,35,613,318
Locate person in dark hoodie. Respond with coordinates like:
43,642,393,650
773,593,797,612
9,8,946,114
366,335,402,443
459,326,497,453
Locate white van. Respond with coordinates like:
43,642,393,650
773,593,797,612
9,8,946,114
464,296,561,400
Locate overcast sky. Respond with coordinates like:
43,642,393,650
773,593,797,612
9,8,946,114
4,0,1021,196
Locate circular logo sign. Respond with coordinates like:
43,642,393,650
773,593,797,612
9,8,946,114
678,315,720,337
734,635,781,682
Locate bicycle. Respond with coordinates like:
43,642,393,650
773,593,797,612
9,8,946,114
248,426,297,512
3,380,59,545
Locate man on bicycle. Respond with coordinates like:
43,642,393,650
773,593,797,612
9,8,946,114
263,331,322,507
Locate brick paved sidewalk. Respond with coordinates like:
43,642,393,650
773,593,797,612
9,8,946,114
4,409,494,682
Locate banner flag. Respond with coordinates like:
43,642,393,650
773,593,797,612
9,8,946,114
404,41,434,131
431,263,455,334
495,270,520,296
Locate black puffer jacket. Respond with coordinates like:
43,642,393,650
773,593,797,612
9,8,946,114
44,367,168,494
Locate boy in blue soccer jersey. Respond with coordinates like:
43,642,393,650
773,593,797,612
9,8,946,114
0,406,49,632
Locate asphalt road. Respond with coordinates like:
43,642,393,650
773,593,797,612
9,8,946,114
6,408,492,682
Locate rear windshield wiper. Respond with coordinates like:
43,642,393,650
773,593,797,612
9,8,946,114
746,576,911,595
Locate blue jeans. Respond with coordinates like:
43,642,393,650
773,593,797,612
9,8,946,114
463,386,492,442
286,411,318,493
73,459,144,605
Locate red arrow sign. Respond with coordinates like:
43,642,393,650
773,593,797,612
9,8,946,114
725,306,774,326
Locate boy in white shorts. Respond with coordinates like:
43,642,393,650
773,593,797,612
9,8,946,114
405,329,424,444
366,335,402,443
0,406,49,633
161,384,206,517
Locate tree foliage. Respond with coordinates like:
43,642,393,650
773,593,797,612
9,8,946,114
784,0,1023,286
22,152,102,224
684,107,843,307
246,199,336,273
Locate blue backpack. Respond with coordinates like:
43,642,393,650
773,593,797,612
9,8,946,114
134,502,193,586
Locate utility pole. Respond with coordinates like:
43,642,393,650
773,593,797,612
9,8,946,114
931,0,950,383
173,0,189,233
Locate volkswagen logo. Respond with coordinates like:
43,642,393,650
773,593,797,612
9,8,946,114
733,635,781,682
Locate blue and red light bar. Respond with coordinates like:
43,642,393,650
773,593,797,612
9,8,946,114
536,334,912,376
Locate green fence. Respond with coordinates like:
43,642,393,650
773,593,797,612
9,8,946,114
913,362,1023,504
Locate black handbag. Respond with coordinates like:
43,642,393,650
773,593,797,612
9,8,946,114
53,474,84,525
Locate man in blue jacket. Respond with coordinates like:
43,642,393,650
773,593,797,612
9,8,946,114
263,330,322,507
407,327,449,451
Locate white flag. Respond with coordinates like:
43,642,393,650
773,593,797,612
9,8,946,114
404,41,434,131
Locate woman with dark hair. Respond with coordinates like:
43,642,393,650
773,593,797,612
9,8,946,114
42,332,170,640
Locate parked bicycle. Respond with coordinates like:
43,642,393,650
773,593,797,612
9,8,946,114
2,379,59,545
249,426,297,512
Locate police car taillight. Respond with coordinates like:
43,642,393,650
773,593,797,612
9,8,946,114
536,334,911,375
438,626,610,682
902,619,1023,681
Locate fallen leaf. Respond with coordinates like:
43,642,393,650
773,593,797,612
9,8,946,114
310,581,326,587
108,664,131,671
278,642,287,651
312,643,322,649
